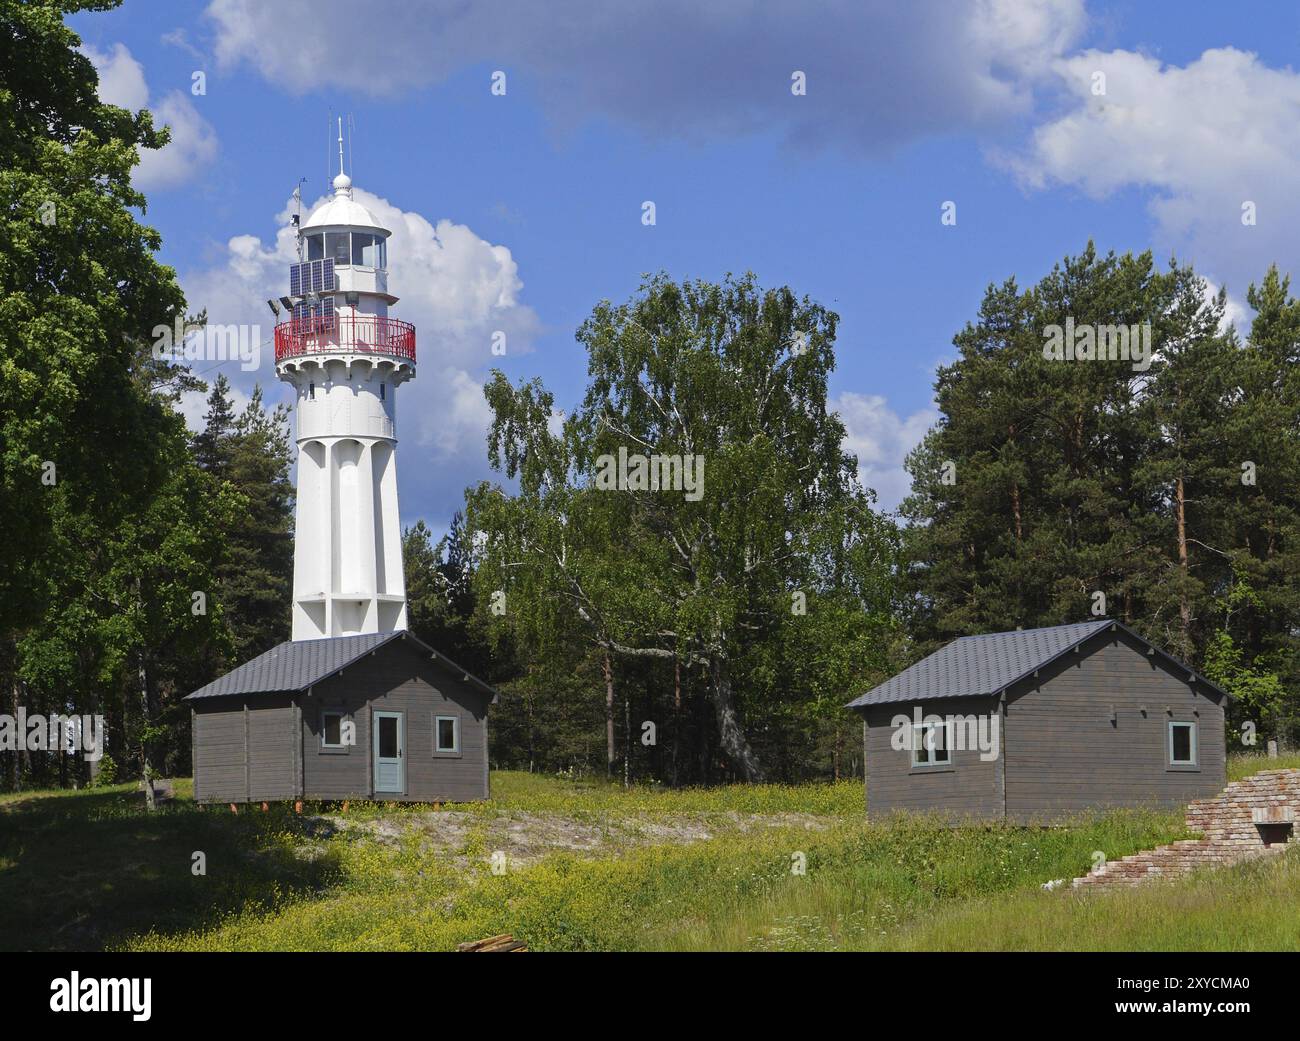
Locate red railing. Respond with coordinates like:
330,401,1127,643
274,315,416,364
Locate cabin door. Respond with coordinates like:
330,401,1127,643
373,711,405,794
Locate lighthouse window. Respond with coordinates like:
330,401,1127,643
305,233,324,261
308,382,315,400
352,232,378,267
378,237,387,269
379,382,385,400
326,232,350,266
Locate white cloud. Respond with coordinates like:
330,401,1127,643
82,43,218,190
1010,46,1300,294
87,41,148,109
832,392,938,512
1202,280,1249,337
427,366,496,459
204,0,1085,152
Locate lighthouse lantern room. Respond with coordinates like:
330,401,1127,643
274,121,416,640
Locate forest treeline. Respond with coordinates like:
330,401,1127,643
3,1,1300,791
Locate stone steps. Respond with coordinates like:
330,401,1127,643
1070,768,1300,890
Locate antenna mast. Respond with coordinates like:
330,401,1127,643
292,178,306,261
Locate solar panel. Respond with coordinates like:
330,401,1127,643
289,263,302,297
323,258,335,292
311,260,323,293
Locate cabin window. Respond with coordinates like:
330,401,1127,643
1169,721,1198,767
308,382,315,400
380,382,386,400
435,715,460,754
911,721,952,768
321,711,349,749
305,233,324,261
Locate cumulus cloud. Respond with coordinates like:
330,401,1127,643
1009,46,1300,295
82,42,218,190
204,0,1085,152
833,392,938,512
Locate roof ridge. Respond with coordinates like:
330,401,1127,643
953,619,1109,641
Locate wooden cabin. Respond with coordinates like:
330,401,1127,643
846,620,1228,822
186,631,496,803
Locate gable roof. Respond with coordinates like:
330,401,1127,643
846,620,1228,709
185,631,498,702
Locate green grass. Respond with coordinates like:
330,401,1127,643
1227,750,1300,781
4,761,1299,952
122,804,1186,952
326,770,865,819
872,850,1300,951
0,780,342,951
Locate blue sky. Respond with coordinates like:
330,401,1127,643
71,0,1300,535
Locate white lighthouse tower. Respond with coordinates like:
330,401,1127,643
275,123,416,640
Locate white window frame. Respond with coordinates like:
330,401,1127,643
434,714,460,755
321,710,348,750
1168,720,1198,767
911,720,953,768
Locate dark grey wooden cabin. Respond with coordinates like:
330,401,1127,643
186,631,497,803
847,621,1228,823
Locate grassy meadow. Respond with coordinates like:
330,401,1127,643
1,757,1297,952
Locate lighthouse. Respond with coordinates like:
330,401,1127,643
186,130,496,807
274,124,416,640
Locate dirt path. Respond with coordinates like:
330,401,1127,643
322,809,833,869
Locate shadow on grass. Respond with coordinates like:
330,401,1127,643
0,786,345,952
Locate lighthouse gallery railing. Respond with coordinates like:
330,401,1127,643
274,314,416,364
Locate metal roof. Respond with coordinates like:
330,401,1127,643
184,631,498,702
846,620,1227,709
302,191,387,233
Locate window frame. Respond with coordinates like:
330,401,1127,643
433,713,461,757
910,719,954,770
320,709,351,754
1168,720,1198,769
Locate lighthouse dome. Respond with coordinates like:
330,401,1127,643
302,182,388,235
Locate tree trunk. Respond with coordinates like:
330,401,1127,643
1009,423,1023,542
1175,472,1192,657
602,650,615,779
709,653,764,782
138,655,158,779
671,655,682,788
10,674,21,791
